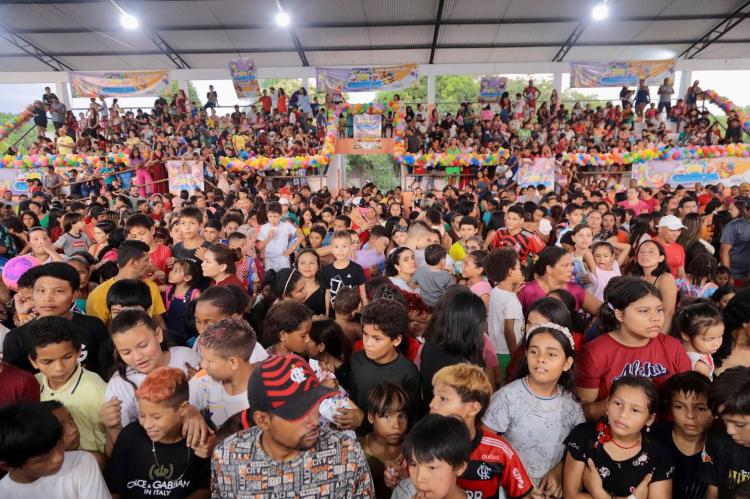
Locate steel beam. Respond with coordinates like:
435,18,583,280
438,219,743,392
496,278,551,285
0,25,73,70
552,20,589,62
679,0,750,58
145,30,190,69
429,0,446,64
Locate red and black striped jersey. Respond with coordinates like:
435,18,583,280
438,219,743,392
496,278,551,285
491,228,545,266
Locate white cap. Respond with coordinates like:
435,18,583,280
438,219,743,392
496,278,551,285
657,215,686,230
279,197,290,205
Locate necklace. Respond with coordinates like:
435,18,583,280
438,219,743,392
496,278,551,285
609,437,641,450
151,440,191,481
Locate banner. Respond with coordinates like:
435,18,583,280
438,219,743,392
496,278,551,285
315,64,419,93
632,157,750,188
166,160,204,194
228,58,260,98
570,59,676,88
517,157,555,189
69,71,170,97
479,76,507,103
352,114,382,150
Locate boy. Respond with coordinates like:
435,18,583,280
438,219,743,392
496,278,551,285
172,206,211,288
203,218,223,244
320,230,368,316
332,286,362,344
0,403,110,497
654,371,712,499
125,213,172,284
448,216,478,263
413,244,454,308
106,367,210,498
189,318,256,427
54,212,90,257
703,366,750,499
256,201,297,272
490,204,545,268
26,316,106,453
485,249,525,380
342,299,421,430
4,262,108,377
430,363,532,499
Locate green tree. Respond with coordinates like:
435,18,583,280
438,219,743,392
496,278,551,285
345,154,399,190
260,78,304,96
374,77,428,107
164,80,201,105
0,112,41,154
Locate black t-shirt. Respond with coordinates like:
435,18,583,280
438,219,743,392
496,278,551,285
419,342,464,412
318,261,366,305
3,312,108,377
304,287,326,316
653,421,707,499
701,428,750,499
106,422,210,498
565,421,674,497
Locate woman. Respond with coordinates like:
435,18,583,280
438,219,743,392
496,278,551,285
386,246,419,294
277,88,287,115
130,147,151,198
88,220,116,261
634,79,650,118
147,142,168,194
21,210,40,230
677,212,714,263
201,243,244,288
713,288,750,376
296,248,326,316
517,247,602,317
296,208,315,244
618,187,649,216
630,240,678,333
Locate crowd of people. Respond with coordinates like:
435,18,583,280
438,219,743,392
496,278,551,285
0,78,750,499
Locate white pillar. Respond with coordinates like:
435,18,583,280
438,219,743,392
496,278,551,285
178,79,189,94
677,70,692,100
427,74,436,107
56,81,71,108
327,154,345,194
553,71,564,95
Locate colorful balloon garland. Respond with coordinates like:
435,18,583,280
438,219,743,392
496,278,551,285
0,104,34,142
1,152,129,169
704,89,750,135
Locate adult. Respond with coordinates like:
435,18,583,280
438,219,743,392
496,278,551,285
49,97,66,131
204,84,218,110
43,165,65,197
296,247,326,316
386,246,419,294
630,239,678,333
41,86,58,105
617,187,649,216
653,215,686,278
720,204,750,285
713,288,750,376
517,247,602,317
656,77,674,115
634,79,650,118
32,100,48,138
55,125,74,156
211,354,375,497
201,243,244,288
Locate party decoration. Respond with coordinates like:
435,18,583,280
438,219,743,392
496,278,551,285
228,58,260,98
0,153,125,169
316,64,419,93
2,254,40,291
704,89,750,136
69,71,170,98
632,156,750,188
0,104,34,143
570,59,676,88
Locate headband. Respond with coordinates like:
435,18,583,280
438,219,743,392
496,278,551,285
282,269,298,296
526,322,575,350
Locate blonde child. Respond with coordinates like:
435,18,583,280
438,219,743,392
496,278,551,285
669,300,724,379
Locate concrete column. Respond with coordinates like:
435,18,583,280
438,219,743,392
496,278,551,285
326,154,345,194
178,79,189,94
56,81,71,108
427,74,436,112
677,70,692,100
553,71,564,95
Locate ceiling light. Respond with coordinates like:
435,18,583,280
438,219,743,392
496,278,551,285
275,11,290,27
121,13,139,30
591,3,608,20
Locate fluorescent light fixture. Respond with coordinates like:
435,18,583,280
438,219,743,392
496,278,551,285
121,13,139,30
275,11,290,27
592,3,608,20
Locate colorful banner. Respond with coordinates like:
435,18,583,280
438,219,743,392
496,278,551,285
479,77,507,103
632,157,750,188
228,58,260,98
166,160,204,194
69,71,170,98
352,114,382,150
570,59,676,88
517,157,555,189
315,64,419,93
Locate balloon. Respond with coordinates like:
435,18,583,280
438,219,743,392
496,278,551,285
2,254,40,291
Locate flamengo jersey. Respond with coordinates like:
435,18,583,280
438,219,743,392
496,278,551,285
491,228,545,266
457,430,533,499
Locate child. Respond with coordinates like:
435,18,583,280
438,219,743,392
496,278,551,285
190,317,256,428
106,367,211,497
485,248,525,381
165,259,201,347
677,252,719,299
670,300,724,379
125,213,172,284
54,212,90,257
483,323,585,495
413,244,454,308
320,230,368,316
332,286,362,344
513,92,526,119
342,299,421,429
227,231,256,291
27,316,106,454
653,372,713,499
202,218,222,244
462,249,491,308
490,204,545,268
563,376,673,498
429,363,533,499
0,403,110,497
68,255,93,312
715,265,731,288
307,319,352,381
570,224,594,288
172,207,210,289
256,201,297,272
586,240,628,301
391,413,471,499
448,216,478,263
712,284,737,310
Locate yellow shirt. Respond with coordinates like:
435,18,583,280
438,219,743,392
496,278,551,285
86,277,166,324
37,365,106,452
448,240,467,262
56,135,75,155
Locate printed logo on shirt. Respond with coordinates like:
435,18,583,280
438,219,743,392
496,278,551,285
476,464,491,480
618,360,667,379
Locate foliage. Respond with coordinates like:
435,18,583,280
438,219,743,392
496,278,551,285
0,112,41,154
345,154,399,191
164,80,201,105
260,78,304,96
374,77,428,107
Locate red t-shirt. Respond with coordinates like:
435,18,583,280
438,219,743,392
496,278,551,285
576,333,691,400
149,244,172,275
653,237,685,277
457,429,533,499
491,228,545,267
259,95,272,113
0,362,40,405
215,275,245,288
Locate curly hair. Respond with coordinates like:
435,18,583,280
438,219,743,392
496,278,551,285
361,299,409,340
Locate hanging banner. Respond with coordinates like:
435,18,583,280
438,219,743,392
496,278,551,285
518,157,555,189
352,114,382,150
315,64,419,93
228,58,260,98
570,59,676,88
69,71,170,97
632,157,750,188
479,76,507,103
166,160,204,194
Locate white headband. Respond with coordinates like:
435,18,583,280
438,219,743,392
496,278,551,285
526,322,575,350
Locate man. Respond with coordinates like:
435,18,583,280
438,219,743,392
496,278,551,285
55,126,74,156
678,196,698,218
657,77,674,115
49,97,66,131
43,165,64,197
41,86,58,105
204,84,218,110
211,354,374,497
736,182,750,205
720,203,750,285
654,215,686,278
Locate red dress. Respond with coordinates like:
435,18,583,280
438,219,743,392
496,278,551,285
149,149,168,194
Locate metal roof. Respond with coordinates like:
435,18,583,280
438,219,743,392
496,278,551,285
0,0,748,71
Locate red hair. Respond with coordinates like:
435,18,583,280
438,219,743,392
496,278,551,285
136,367,189,408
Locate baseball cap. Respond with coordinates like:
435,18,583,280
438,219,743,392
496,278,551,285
657,215,686,230
248,354,335,421
279,197,290,206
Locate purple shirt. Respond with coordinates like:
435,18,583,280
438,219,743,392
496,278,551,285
517,280,586,316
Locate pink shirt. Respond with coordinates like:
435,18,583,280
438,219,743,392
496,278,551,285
517,280,586,316
617,199,650,216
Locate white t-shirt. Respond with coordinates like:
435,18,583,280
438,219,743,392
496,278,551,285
105,346,201,427
488,287,524,354
189,372,249,427
257,221,296,258
0,451,110,498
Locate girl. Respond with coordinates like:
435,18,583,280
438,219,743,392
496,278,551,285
201,243,244,288
484,323,585,497
676,252,718,299
586,241,629,301
261,300,313,357
307,319,352,381
165,259,201,347
387,246,419,294
360,382,410,499
563,376,673,498
576,277,691,421
461,250,491,308
669,301,724,379
712,285,737,310
68,254,93,312
296,247,326,315
270,267,307,303
26,227,63,264
630,240,679,333
570,224,593,288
